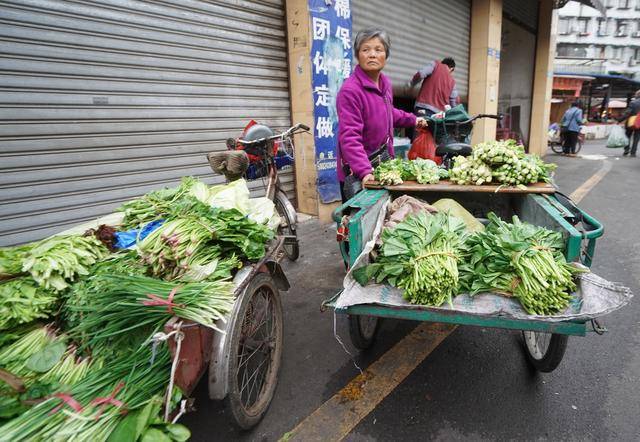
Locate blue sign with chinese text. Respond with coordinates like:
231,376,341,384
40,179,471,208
308,0,352,203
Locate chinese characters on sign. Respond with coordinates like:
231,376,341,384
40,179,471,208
309,0,353,203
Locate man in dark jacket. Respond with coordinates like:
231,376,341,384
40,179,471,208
619,89,640,156
408,57,458,116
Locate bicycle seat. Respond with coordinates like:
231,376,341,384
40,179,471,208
435,143,472,157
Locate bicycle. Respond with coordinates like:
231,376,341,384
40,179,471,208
208,123,309,261
549,127,584,155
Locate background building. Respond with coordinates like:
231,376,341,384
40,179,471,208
555,0,640,79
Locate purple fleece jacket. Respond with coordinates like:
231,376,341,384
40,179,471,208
336,65,416,181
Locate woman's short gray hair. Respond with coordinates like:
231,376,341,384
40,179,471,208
353,28,391,58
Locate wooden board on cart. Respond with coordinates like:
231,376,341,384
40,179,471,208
365,180,556,194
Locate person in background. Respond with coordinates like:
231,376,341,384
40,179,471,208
337,28,426,202
618,89,640,157
560,100,583,157
408,57,458,117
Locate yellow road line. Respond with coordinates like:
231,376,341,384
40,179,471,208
569,160,612,203
286,322,456,442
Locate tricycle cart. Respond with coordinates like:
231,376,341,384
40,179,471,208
329,184,624,373
165,235,290,429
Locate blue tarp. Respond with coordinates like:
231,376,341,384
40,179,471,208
114,220,165,249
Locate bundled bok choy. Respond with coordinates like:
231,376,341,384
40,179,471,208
353,212,467,307
460,213,584,315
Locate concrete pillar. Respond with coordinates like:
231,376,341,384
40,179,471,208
468,0,502,145
285,0,319,215
528,0,557,156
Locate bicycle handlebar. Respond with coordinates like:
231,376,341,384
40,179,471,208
237,123,309,146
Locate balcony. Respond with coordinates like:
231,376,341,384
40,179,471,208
632,32,640,38
615,31,629,37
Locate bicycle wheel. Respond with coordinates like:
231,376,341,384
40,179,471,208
550,142,563,154
575,137,583,154
274,191,299,261
224,273,283,429
522,331,568,373
348,314,380,350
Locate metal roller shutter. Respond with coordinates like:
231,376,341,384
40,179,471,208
503,0,539,34
351,0,471,99
0,0,292,246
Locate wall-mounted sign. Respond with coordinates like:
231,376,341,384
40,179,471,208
308,0,353,203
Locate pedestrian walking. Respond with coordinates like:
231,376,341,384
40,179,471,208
560,100,584,156
618,90,640,157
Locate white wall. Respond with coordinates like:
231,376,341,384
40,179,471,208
499,18,536,142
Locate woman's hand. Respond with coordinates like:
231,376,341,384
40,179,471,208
416,117,428,128
362,173,375,184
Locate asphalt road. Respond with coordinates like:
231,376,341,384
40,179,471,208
183,140,639,441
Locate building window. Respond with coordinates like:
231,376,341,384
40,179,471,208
636,0,640,10
558,18,571,35
577,18,590,35
616,20,629,36
634,48,640,60
557,44,588,58
605,0,615,8
597,18,610,36
618,0,630,8
608,46,623,60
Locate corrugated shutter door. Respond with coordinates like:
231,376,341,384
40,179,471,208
351,0,471,98
503,0,539,33
0,0,292,246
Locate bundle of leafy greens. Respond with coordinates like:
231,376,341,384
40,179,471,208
353,211,467,307
17,235,109,292
68,274,234,353
0,327,100,420
138,196,271,281
373,158,449,186
0,343,181,442
449,139,556,186
116,177,202,229
0,277,58,331
459,213,584,315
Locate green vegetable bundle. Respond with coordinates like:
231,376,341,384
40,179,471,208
15,236,109,292
472,139,522,165
68,274,234,352
448,140,556,187
449,156,493,185
0,344,173,442
0,244,32,277
117,177,201,229
0,327,97,420
0,278,58,331
139,197,272,279
374,159,448,186
460,213,583,315
354,212,467,307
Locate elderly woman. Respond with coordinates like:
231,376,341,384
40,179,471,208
337,28,426,201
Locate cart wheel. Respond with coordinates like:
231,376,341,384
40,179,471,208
274,191,299,261
348,315,380,350
224,273,283,429
522,331,568,373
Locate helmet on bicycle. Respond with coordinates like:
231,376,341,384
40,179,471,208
243,124,274,142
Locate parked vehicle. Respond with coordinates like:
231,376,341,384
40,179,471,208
209,123,309,261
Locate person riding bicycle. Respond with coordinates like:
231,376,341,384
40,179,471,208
560,100,584,157
337,28,426,202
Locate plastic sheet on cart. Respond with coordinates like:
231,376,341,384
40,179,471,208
338,201,633,323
